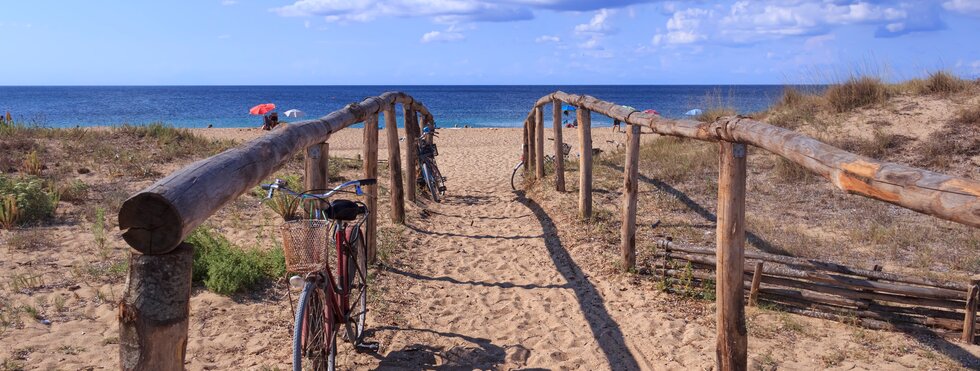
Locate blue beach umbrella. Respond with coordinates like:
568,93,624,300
561,104,576,112
685,108,703,116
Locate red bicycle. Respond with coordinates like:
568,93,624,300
262,178,379,371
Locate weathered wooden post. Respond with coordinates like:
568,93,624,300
620,124,640,272
384,104,405,223
535,106,545,180
522,120,530,180
363,114,380,262
716,141,747,371
527,118,537,180
404,107,419,203
749,262,764,306
304,142,329,209
577,107,593,219
552,99,566,192
962,276,980,344
119,243,193,371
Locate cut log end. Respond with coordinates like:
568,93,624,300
119,192,183,255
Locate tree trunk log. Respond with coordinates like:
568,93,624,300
620,124,640,272
552,99,566,192
716,141,747,371
962,277,979,344
535,106,545,181
119,92,431,254
304,142,329,210
119,243,193,371
527,118,537,181
384,104,405,224
363,114,379,262
578,107,593,219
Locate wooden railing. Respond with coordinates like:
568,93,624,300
518,91,980,371
116,92,434,370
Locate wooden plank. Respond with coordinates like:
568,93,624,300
552,99,566,192
620,124,640,272
118,92,428,254
403,106,419,203
535,106,545,180
363,114,379,262
119,243,193,371
749,261,763,306
522,120,529,181
578,107,593,219
663,241,968,291
384,103,405,224
524,91,980,228
963,277,980,344
715,141,747,371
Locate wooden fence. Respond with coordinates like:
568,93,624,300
116,92,434,370
518,91,980,371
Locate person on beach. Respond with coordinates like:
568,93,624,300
562,110,577,128
262,112,280,130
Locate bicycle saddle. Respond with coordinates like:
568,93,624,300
326,199,366,221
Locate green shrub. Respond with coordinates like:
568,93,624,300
186,227,285,295
0,175,58,225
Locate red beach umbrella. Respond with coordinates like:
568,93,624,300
249,103,276,115
642,109,660,115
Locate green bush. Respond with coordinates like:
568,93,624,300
186,227,285,295
0,175,58,225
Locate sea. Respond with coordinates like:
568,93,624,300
0,85,790,129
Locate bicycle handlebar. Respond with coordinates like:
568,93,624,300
261,178,377,200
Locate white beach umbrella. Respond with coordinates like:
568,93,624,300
283,109,305,118
684,108,703,116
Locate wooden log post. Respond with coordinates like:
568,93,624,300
384,104,405,224
403,107,419,203
522,120,530,177
552,99,566,192
119,243,193,371
716,141,747,371
527,118,537,180
962,276,980,344
304,142,329,211
577,107,593,219
620,124,640,272
535,106,545,180
363,114,380,262
749,261,764,306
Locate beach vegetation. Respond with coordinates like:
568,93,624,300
20,150,42,176
187,226,286,295
57,179,89,203
0,175,59,226
3,229,54,251
920,70,969,96
824,76,889,112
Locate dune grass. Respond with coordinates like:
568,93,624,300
187,227,286,295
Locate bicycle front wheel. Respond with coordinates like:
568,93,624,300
293,280,336,371
510,161,525,191
345,228,369,341
421,162,441,203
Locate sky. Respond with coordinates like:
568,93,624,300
1,0,978,85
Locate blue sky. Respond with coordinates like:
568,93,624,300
1,0,978,85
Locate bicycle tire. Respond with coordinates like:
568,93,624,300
293,281,334,371
345,228,368,341
422,162,440,203
510,161,525,191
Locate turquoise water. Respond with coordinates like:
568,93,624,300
0,85,788,128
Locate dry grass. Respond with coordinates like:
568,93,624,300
833,129,911,159
824,76,889,113
920,71,969,96
917,102,980,170
766,88,830,129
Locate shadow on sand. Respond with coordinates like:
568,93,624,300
515,190,643,370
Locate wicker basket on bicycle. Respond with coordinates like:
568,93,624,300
279,219,332,273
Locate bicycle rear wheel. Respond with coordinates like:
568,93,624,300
344,228,368,341
293,280,336,371
510,161,525,191
421,162,441,203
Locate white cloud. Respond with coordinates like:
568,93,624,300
421,30,465,43
651,1,945,47
221,0,237,5
535,35,561,43
574,8,616,35
943,0,980,16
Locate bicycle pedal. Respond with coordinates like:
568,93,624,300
355,341,380,353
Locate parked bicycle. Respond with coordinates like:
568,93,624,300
261,178,379,371
511,139,571,190
417,126,447,202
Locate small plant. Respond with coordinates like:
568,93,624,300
20,305,41,320
0,175,58,225
187,227,285,295
824,76,888,112
264,193,301,221
52,295,66,313
91,207,108,259
20,150,42,176
0,195,18,229
58,179,89,203
921,70,967,96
